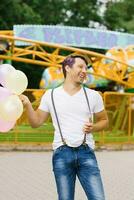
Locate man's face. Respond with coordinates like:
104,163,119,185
66,57,87,84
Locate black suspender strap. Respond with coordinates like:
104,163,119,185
82,86,92,144
51,89,66,145
51,86,92,146
83,86,91,115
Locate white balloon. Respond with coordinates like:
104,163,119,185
4,70,28,95
0,64,15,86
0,95,23,121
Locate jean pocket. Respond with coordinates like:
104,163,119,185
53,145,66,156
86,145,94,153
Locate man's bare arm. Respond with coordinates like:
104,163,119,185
19,94,49,128
83,110,109,133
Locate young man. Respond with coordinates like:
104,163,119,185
20,54,109,200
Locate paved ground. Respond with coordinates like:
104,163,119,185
0,150,134,200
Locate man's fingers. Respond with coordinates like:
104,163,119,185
84,123,93,128
83,122,94,133
86,121,93,125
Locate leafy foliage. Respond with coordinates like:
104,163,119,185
0,0,42,30
103,0,134,33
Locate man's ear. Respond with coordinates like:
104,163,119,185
65,65,70,73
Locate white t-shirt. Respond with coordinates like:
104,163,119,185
38,86,104,150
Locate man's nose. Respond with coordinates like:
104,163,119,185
82,67,87,73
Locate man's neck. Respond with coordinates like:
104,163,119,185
63,79,82,95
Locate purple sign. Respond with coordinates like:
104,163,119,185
14,25,134,49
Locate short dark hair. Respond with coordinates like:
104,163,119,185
62,54,88,78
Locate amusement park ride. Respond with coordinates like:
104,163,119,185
0,29,133,139
0,30,134,90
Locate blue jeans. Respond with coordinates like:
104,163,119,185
52,144,105,200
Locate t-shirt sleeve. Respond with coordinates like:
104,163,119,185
38,90,51,113
93,92,104,113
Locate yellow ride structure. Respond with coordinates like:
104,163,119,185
0,30,134,147
0,30,134,89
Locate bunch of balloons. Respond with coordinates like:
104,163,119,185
0,64,28,132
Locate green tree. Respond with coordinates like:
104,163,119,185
23,0,66,25
0,0,42,30
103,0,134,33
23,0,101,27
63,0,101,27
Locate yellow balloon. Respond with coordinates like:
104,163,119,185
4,70,28,95
0,95,23,121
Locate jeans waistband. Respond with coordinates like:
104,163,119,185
59,143,88,150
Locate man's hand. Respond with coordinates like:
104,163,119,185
83,110,109,134
83,121,94,134
19,94,31,107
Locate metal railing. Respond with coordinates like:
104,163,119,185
0,90,134,147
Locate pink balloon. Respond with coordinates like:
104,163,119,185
0,64,15,86
0,86,12,102
0,118,16,132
